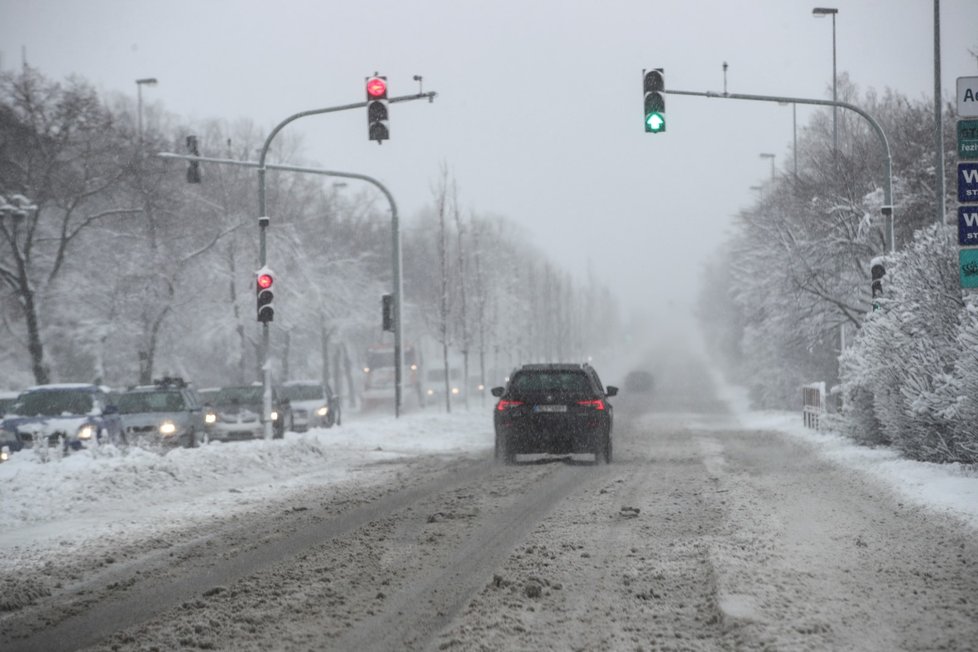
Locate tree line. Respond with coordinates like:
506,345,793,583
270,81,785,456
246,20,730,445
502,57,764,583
697,73,978,464
0,66,621,403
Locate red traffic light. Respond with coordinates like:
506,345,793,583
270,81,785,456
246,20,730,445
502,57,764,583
257,273,273,289
366,77,387,98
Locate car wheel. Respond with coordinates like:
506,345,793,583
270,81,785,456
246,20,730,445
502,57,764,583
499,433,515,465
603,434,613,464
325,410,336,429
187,429,197,448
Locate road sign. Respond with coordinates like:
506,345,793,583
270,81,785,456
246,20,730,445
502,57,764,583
960,249,978,289
959,163,978,203
958,76,978,117
958,206,978,246
959,119,978,160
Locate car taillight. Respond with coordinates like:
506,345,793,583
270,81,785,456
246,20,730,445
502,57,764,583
577,399,605,410
496,400,524,411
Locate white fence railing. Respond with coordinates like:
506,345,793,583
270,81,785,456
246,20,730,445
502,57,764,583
802,382,826,429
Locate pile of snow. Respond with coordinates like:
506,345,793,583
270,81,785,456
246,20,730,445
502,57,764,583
0,410,493,545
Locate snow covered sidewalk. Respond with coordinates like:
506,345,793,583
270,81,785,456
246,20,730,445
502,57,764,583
714,379,978,531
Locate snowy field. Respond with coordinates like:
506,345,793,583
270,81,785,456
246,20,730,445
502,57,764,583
2,387,977,576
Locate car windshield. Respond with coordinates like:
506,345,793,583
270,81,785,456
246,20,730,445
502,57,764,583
280,385,324,401
214,386,263,405
13,390,95,417
117,391,186,414
511,372,590,394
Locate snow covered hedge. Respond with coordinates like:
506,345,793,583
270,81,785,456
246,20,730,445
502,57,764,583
839,225,978,464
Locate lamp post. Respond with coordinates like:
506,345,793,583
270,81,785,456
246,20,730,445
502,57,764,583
812,7,838,153
759,153,776,181
135,77,158,145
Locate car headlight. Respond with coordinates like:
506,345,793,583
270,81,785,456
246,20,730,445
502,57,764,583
0,446,9,462
159,420,177,436
315,406,329,417
204,412,216,425
77,424,95,440
270,410,279,421
451,387,460,395
427,389,434,396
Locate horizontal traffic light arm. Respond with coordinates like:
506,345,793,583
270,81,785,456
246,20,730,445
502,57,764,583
663,87,894,253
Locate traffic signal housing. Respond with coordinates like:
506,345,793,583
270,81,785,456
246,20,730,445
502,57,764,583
643,69,666,133
366,75,389,143
186,135,202,183
256,269,274,323
870,257,885,311
381,294,394,332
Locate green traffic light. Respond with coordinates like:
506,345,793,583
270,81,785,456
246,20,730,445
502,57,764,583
645,112,666,133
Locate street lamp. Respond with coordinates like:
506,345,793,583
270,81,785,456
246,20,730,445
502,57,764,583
778,102,799,179
759,153,776,181
812,7,838,153
135,77,158,144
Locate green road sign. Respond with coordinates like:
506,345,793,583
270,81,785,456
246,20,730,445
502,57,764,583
959,119,978,160
961,248,978,289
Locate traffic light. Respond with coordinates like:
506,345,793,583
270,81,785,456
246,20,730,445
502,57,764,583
381,294,394,332
186,135,202,183
256,269,274,323
366,75,389,143
870,257,885,311
643,69,666,133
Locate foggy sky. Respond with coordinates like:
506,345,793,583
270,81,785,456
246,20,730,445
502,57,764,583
2,0,977,329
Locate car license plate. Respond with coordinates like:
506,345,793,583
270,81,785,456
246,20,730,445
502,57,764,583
534,405,567,413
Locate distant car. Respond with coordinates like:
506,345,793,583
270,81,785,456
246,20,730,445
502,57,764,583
0,384,123,451
117,377,206,448
423,367,466,406
491,363,618,464
203,385,290,441
279,380,340,430
623,370,655,393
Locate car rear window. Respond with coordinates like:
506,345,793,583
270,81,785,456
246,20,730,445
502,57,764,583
510,371,591,394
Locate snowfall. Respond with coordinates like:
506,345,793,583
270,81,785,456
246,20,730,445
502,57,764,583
2,380,977,578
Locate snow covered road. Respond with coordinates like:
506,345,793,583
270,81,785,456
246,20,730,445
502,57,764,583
2,355,978,650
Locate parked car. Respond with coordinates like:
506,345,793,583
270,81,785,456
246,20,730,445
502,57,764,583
0,390,20,417
202,385,290,441
0,384,123,451
279,380,340,430
0,421,24,462
117,377,206,448
491,363,618,464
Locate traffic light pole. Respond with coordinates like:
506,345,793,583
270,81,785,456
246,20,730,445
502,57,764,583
252,92,433,432
663,88,895,253
161,152,412,421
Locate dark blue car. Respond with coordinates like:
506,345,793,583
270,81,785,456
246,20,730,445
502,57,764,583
1,384,123,451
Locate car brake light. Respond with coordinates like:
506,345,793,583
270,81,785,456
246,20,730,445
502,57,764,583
577,399,605,410
496,400,524,411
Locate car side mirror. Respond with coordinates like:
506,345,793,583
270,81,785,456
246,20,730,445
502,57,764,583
605,386,618,397
490,387,504,397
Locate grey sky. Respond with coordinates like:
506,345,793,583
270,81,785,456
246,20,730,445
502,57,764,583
2,0,977,326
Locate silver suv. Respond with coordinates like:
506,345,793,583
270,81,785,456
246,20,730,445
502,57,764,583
117,377,206,448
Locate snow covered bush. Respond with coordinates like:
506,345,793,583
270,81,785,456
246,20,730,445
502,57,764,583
839,225,977,463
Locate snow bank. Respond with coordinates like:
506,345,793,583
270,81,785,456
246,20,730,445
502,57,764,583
0,411,493,536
